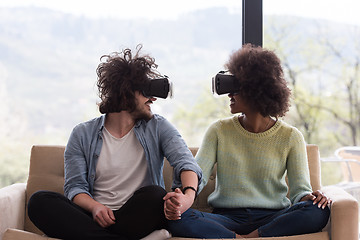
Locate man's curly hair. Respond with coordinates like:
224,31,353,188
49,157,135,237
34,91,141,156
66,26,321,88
96,44,160,114
225,44,291,117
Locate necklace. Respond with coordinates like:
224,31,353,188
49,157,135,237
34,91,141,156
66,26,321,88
263,117,272,132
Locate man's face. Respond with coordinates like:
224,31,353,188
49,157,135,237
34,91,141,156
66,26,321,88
131,91,157,121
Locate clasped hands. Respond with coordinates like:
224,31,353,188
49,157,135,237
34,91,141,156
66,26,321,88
163,188,195,220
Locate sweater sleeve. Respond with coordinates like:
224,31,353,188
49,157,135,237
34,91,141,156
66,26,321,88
195,122,219,193
286,128,313,204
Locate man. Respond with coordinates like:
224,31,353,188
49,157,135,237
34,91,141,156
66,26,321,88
28,45,202,240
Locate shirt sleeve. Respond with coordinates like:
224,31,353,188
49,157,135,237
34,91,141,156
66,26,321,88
64,125,92,201
158,117,203,190
286,128,313,204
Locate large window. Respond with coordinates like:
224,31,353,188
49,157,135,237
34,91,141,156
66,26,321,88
0,0,242,187
2,0,359,190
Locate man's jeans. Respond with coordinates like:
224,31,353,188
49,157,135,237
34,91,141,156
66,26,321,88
167,200,330,238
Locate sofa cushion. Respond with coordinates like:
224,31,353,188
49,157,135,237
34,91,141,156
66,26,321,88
3,228,59,240
4,228,328,240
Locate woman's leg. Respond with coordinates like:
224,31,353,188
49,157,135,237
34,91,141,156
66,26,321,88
258,200,330,237
108,185,167,240
167,208,238,239
28,190,123,240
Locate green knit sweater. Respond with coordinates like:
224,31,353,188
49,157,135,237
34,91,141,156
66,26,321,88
196,116,312,209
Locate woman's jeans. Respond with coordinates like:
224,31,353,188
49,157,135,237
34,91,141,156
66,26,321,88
28,185,167,240
167,200,330,238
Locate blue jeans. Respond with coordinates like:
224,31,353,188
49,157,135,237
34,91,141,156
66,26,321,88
167,200,330,238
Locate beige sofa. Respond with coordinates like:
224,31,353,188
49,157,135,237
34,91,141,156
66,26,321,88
0,144,358,240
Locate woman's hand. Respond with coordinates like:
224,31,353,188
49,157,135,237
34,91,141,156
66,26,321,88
163,188,195,220
301,190,332,209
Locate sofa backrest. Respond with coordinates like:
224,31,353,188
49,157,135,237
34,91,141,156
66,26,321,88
25,145,65,235
24,144,321,233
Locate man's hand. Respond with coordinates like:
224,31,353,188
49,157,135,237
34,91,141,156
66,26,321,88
301,190,332,209
163,188,195,220
91,202,116,228
73,193,116,228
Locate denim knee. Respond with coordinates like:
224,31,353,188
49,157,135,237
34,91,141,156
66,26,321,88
258,200,330,237
167,209,200,236
306,201,330,231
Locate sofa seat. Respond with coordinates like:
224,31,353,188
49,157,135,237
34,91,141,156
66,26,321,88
2,228,330,240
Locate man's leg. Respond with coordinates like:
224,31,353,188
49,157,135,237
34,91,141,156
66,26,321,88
28,190,124,240
109,185,168,239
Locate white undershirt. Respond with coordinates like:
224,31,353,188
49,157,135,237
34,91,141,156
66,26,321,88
93,127,150,210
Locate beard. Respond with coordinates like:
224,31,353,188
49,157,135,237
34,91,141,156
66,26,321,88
131,100,154,121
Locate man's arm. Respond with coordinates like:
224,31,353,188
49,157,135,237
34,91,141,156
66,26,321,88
64,124,93,200
73,193,116,228
163,170,198,220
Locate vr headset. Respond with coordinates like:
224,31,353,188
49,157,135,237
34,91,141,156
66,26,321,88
212,71,240,95
141,76,173,99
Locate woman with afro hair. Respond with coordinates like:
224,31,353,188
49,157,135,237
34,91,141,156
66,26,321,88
166,44,331,238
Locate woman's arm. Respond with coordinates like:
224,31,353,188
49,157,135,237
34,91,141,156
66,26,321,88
196,123,218,192
286,128,313,204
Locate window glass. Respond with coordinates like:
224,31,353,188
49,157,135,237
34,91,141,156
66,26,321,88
264,0,360,185
0,0,241,187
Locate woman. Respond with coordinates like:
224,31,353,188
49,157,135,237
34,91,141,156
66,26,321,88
166,44,331,238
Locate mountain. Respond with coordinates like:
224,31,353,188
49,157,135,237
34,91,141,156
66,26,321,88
0,6,357,136
0,6,243,134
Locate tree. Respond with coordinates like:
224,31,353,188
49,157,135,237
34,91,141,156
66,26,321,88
264,16,360,154
309,25,360,146
264,17,329,147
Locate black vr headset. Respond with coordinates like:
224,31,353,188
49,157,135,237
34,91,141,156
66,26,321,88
212,71,240,95
141,76,173,99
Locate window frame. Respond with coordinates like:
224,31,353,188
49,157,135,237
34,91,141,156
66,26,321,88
242,0,263,46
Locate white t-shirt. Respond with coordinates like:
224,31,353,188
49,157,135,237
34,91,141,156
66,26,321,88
92,127,151,210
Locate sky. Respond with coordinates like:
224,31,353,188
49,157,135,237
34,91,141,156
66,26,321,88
0,0,359,25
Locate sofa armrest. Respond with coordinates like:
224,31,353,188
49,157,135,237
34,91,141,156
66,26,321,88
0,183,27,240
321,185,359,240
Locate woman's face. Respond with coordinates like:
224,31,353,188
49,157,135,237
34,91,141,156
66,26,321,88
228,93,250,114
